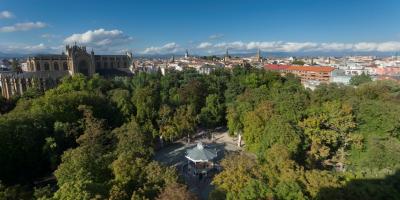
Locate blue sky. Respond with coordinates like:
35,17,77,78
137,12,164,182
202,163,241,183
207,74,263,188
0,0,400,55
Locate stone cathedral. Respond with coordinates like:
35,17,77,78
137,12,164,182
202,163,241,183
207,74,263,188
0,44,133,99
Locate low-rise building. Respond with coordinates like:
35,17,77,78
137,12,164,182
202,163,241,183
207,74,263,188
264,64,335,84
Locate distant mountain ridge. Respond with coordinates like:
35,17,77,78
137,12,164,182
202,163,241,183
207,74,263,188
139,51,396,59
0,52,31,59
0,51,396,60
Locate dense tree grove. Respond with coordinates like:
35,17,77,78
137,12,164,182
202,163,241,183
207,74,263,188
0,66,400,199
215,72,400,200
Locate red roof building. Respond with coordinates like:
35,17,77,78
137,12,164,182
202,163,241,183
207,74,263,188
264,64,335,83
264,64,289,71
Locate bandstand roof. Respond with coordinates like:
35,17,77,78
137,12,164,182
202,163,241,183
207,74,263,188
185,142,217,162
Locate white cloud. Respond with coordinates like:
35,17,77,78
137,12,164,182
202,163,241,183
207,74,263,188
209,34,224,40
316,43,353,51
197,42,213,49
0,11,13,19
41,33,59,39
0,22,47,32
64,28,132,51
214,41,247,49
376,42,400,52
142,42,180,54
41,33,62,42
198,40,400,53
0,43,62,54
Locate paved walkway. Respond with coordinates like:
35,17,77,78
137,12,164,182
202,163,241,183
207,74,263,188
154,129,242,199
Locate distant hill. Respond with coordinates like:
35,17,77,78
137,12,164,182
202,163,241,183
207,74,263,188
0,52,30,59
0,51,396,60
139,51,396,59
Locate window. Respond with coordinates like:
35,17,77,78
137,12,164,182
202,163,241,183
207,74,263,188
110,62,114,68
54,62,59,71
44,62,50,71
36,62,41,71
63,62,68,70
104,62,108,68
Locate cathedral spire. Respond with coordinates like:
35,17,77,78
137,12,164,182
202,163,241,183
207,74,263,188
256,48,261,62
224,48,230,63
185,49,189,59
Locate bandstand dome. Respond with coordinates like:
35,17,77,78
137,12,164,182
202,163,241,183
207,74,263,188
185,142,218,162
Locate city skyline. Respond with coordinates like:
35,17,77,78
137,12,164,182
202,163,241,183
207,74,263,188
1,0,400,55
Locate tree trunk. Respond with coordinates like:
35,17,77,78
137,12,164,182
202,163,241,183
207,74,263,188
238,133,242,147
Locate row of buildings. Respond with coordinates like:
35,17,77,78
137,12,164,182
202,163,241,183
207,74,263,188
2,46,400,98
132,48,264,75
264,55,400,86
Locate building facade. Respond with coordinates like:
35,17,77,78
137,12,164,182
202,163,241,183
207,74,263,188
26,44,133,76
0,71,67,99
264,64,335,84
0,44,133,99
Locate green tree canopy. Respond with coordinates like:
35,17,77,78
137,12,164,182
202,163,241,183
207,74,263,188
349,73,372,86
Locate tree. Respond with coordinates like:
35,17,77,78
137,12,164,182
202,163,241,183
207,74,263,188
291,59,305,66
268,76,309,122
111,154,148,189
199,94,225,128
212,154,261,200
349,73,372,86
0,95,17,114
243,101,301,155
54,106,112,199
177,79,207,112
299,101,357,170
226,86,269,135
224,77,244,105
108,89,134,119
0,113,49,184
237,179,272,200
158,105,177,142
131,84,160,138
173,105,197,140
33,185,54,200
355,100,400,137
0,182,32,200
316,171,400,200
357,137,400,170
132,85,160,124
109,117,179,199
156,182,197,200
113,119,153,159
21,87,43,99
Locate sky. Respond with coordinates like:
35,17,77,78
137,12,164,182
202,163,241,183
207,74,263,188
0,0,400,55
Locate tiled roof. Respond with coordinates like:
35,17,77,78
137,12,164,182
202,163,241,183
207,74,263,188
264,64,289,70
265,64,335,73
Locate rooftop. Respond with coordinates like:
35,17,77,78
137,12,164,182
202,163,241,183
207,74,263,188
265,64,335,73
185,142,218,162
